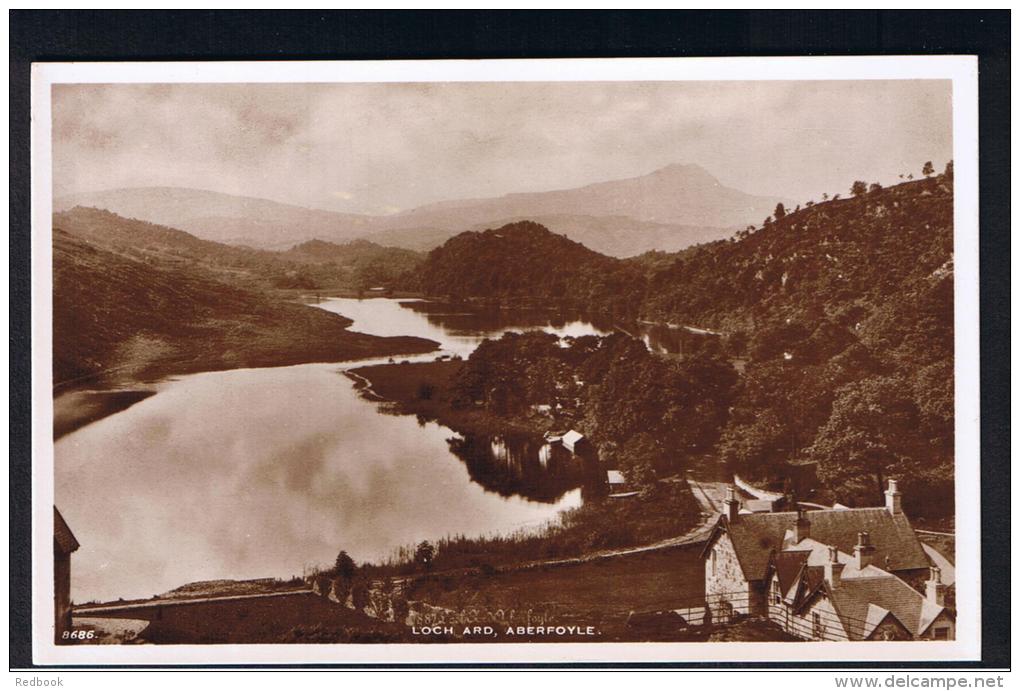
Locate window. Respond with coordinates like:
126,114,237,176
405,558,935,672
711,549,717,576
771,578,782,605
812,611,824,639
933,627,949,641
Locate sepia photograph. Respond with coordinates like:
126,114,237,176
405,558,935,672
27,55,982,666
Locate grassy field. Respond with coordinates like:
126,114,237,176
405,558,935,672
54,229,439,391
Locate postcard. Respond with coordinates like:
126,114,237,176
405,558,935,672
30,56,980,665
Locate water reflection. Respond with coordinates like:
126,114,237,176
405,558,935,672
56,298,716,603
630,322,723,357
315,297,614,358
316,297,716,360
56,364,583,603
446,433,603,504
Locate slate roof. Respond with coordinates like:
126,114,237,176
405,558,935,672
772,550,810,597
780,541,947,640
724,508,929,581
562,430,585,446
827,575,945,640
54,507,79,554
790,564,828,610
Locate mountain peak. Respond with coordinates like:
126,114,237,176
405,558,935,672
645,163,720,185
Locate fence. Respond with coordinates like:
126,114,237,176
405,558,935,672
654,589,945,642
307,572,944,642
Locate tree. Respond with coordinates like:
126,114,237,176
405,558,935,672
334,550,356,580
391,596,411,623
943,160,954,179
414,541,436,569
850,180,868,197
807,376,921,506
615,432,667,493
922,161,934,177
774,203,786,220
869,182,882,194
351,581,370,610
822,192,829,201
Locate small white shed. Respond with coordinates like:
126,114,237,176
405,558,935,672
562,430,585,453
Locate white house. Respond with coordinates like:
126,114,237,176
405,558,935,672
701,480,952,640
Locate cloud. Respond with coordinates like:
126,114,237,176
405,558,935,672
52,80,952,214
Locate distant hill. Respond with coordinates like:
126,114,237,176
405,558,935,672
372,213,733,258
57,164,786,256
279,238,424,291
54,187,376,249
388,163,783,231
410,172,956,514
409,220,646,315
281,238,422,269
53,207,421,291
51,227,436,388
366,164,782,254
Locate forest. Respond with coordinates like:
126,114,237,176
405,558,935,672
412,166,955,516
450,331,736,490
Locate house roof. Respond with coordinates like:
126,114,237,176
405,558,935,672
827,575,946,640
54,507,79,554
781,540,947,640
772,550,810,596
562,430,584,445
606,470,626,485
724,508,929,581
791,565,827,609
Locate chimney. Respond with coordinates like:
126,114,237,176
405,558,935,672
853,531,875,570
885,478,902,515
926,566,946,606
792,508,810,543
724,485,740,522
824,545,844,589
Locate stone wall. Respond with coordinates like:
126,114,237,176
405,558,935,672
704,532,752,622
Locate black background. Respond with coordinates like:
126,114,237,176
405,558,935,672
9,10,1010,670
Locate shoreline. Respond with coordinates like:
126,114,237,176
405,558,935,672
346,359,555,438
54,334,440,439
54,389,158,440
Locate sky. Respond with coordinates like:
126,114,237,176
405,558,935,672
52,80,952,215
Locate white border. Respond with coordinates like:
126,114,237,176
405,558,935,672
30,56,981,666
